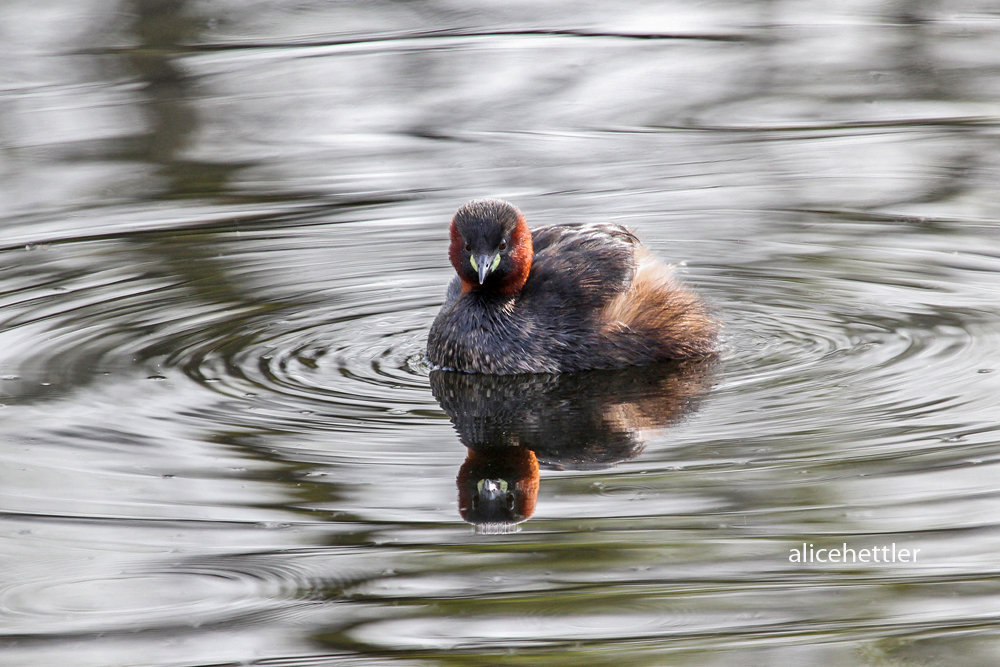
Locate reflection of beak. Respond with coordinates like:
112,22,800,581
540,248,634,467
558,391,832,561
478,478,506,502
472,478,511,520
475,254,495,284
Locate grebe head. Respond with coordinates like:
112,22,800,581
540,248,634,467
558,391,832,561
448,199,533,295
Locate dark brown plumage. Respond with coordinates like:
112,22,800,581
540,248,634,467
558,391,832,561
426,199,718,374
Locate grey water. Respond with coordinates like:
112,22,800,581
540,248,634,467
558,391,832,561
2,1,1000,665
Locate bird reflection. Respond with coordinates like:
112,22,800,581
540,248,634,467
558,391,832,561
430,359,716,533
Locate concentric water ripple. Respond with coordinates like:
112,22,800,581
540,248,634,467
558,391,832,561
185,307,433,415
708,224,1000,433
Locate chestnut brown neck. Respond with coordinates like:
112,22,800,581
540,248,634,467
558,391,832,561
497,215,532,296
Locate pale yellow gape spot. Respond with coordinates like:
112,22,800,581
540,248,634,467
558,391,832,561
469,254,501,273
477,478,509,493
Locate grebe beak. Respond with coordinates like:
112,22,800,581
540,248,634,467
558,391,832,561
475,254,497,284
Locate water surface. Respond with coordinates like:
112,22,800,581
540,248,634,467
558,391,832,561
3,1,1000,665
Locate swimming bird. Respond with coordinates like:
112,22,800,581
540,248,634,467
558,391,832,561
427,199,718,374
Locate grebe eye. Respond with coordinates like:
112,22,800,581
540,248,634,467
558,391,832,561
464,243,472,252
499,240,507,250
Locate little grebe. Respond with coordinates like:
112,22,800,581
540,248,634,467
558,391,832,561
426,199,718,374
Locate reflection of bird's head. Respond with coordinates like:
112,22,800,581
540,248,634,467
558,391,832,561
458,447,539,533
